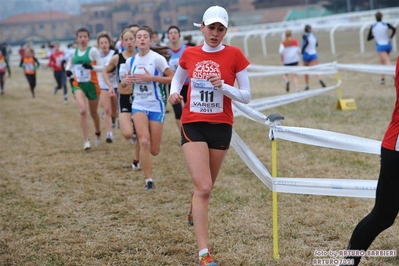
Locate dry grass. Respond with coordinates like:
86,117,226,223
1,30,398,265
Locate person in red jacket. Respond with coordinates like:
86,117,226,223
48,42,68,104
341,56,399,266
18,44,25,60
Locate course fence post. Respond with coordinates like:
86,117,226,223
335,64,342,101
271,137,279,260
267,113,285,261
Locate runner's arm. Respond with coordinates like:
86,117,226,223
387,23,396,39
170,65,187,95
65,53,74,71
220,69,251,104
89,47,104,72
367,26,374,41
102,54,118,88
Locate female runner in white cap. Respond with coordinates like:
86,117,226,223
169,5,251,266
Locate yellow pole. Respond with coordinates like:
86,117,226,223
336,69,342,100
271,139,279,260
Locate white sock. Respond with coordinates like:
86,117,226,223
199,248,209,257
145,178,153,184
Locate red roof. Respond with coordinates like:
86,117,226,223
0,11,72,24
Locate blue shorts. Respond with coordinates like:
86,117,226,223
132,109,165,123
302,52,318,63
376,43,392,54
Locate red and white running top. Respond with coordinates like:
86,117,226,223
382,56,399,151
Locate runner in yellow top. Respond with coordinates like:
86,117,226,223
66,27,104,150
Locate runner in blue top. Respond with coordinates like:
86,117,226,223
302,25,326,90
167,25,190,132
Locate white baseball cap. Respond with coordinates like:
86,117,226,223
193,6,229,28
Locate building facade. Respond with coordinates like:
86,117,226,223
0,12,79,44
0,0,256,44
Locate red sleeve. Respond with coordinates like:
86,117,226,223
381,56,399,151
233,47,250,73
48,54,55,68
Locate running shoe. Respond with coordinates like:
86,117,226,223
286,81,290,92
320,80,326,88
145,180,155,191
132,160,140,170
63,98,68,105
188,191,194,226
199,253,217,266
106,132,113,143
112,118,120,129
84,139,91,150
304,85,309,91
94,136,101,146
381,78,385,85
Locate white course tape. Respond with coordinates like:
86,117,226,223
273,177,377,198
230,62,384,198
335,63,395,76
248,63,337,77
233,101,269,124
233,81,340,116
231,129,378,198
271,125,381,154
230,130,273,190
247,62,394,77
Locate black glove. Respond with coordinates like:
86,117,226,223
82,63,93,69
66,70,73,78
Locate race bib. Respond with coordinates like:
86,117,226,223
190,78,223,114
74,64,91,82
119,63,127,80
55,57,64,67
133,68,155,101
169,58,179,72
25,63,34,71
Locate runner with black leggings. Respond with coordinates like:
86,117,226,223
341,56,399,265
20,47,40,98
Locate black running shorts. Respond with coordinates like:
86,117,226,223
181,122,232,150
118,93,133,113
